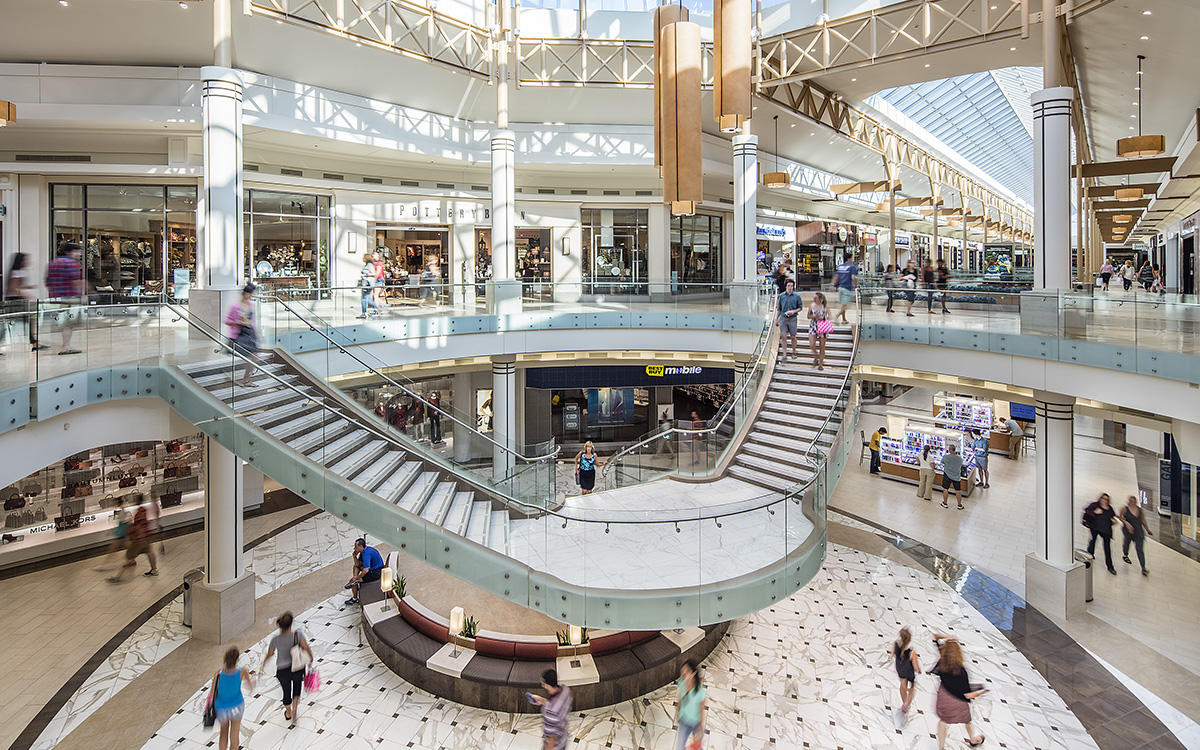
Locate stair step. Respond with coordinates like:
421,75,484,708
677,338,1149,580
771,379,846,394
266,410,340,443
354,450,409,494
329,439,389,480
743,436,832,463
180,355,278,377
488,510,509,555
209,375,302,403
759,407,832,427
443,491,475,535
375,462,423,505
192,363,287,388
286,420,355,457
466,502,492,547
763,393,841,412
734,454,817,485
757,414,839,437
726,464,786,491
420,482,458,525
247,400,321,430
220,387,311,415
398,471,440,514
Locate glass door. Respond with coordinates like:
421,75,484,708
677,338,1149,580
590,233,636,295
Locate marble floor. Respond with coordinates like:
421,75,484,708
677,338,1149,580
27,512,363,750
144,542,1097,750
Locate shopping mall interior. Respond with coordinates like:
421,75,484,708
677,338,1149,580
1,0,1199,748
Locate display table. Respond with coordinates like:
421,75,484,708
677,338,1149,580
878,461,977,497
256,276,311,291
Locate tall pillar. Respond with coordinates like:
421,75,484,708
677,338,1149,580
192,436,257,642
491,355,517,482
888,189,897,267
1025,391,1086,620
731,134,759,315
453,371,474,463
192,65,245,331
489,130,521,315
1032,87,1073,290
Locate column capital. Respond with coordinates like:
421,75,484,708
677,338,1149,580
732,133,759,147
491,354,517,366
1032,390,1075,407
200,66,244,87
491,129,516,144
1030,86,1074,106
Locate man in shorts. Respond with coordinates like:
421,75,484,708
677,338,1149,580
777,279,803,361
832,251,858,324
939,444,965,510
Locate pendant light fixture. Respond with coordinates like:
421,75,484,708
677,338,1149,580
762,115,788,188
1116,55,1165,158
713,0,751,133
0,100,13,127
1113,214,1132,224
1114,185,1143,201
653,4,689,176
660,16,702,216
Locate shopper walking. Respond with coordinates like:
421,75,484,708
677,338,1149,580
357,254,382,318
772,262,793,294
45,241,84,355
939,444,965,510
917,445,936,501
1083,493,1118,574
1099,260,1113,291
674,659,707,750
530,668,572,750
807,292,830,370
883,264,896,313
574,441,601,494
777,279,803,361
1121,260,1137,291
1138,258,1155,291
892,627,920,724
107,505,158,582
931,636,986,749
224,284,260,386
868,426,886,475
208,646,255,750
901,259,918,317
655,409,676,456
1121,495,1152,576
971,430,990,488
344,537,384,605
832,251,857,324
427,391,444,444
99,501,131,569
264,611,314,724
6,252,44,350
372,250,388,307
936,259,952,313
921,259,936,313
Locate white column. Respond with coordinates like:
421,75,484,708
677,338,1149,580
1032,87,1073,290
204,437,244,585
453,371,474,463
199,66,244,291
491,355,517,482
647,204,671,298
1034,392,1074,567
731,134,759,315
489,130,521,315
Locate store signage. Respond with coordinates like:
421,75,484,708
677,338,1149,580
27,513,96,535
646,365,703,377
563,402,580,431
894,233,910,247
756,223,795,242
361,200,491,224
862,232,877,244
837,226,848,242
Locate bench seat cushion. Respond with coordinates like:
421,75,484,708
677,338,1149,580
594,649,643,682
460,654,514,685
632,637,680,669
508,660,556,688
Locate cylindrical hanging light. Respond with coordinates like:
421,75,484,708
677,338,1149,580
713,0,751,133
653,5,689,175
1113,214,1132,224
1117,55,1164,158
762,114,788,187
0,101,13,127
1114,186,1143,201
662,19,702,216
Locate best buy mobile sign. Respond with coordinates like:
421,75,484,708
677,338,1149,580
645,365,703,377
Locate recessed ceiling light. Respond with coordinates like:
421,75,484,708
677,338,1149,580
1009,47,1017,52
924,63,931,68
58,0,68,5
850,78,857,82
1131,114,1138,118
178,1,187,6
1142,9,1152,14
1140,35,1149,40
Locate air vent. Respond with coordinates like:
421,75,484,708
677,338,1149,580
362,177,383,184
718,197,733,204
16,154,91,162
400,180,419,187
471,185,488,192
635,190,652,196
244,164,260,172
280,168,303,177
436,182,455,189
323,173,345,181
570,189,588,196
603,190,620,196
538,188,555,195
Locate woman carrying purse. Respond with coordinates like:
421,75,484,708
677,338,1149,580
264,611,314,725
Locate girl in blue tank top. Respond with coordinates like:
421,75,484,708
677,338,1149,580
210,646,255,750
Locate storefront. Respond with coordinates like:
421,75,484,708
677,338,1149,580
245,189,331,293
582,208,649,295
473,226,553,300
755,221,795,276
525,363,733,449
670,213,724,293
372,224,449,304
49,183,198,300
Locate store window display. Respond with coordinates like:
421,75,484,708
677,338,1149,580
671,214,723,293
50,184,198,301
517,228,552,300
373,228,450,306
582,208,648,295
245,190,331,294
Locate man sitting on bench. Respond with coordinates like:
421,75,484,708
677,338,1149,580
344,537,384,606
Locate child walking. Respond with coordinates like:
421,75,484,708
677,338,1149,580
893,627,920,726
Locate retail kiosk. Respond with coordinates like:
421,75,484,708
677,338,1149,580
877,417,978,496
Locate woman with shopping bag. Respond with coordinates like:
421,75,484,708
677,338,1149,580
264,611,314,725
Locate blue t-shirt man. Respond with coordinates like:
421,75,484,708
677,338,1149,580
834,261,858,290
346,538,385,605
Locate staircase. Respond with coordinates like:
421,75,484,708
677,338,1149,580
726,326,854,491
180,354,517,557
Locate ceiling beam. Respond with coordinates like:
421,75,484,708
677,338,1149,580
1092,199,1152,211
1072,157,1177,179
830,179,900,196
1085,183,1159,198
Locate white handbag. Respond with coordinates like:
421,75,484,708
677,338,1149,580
289,632,311,671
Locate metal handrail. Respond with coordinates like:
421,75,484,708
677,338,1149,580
267,294,560,464
599,292,777,475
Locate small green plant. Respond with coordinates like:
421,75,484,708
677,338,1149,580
391,575,406,599
460,615,478,639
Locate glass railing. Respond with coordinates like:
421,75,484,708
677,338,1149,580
597,293,778,491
